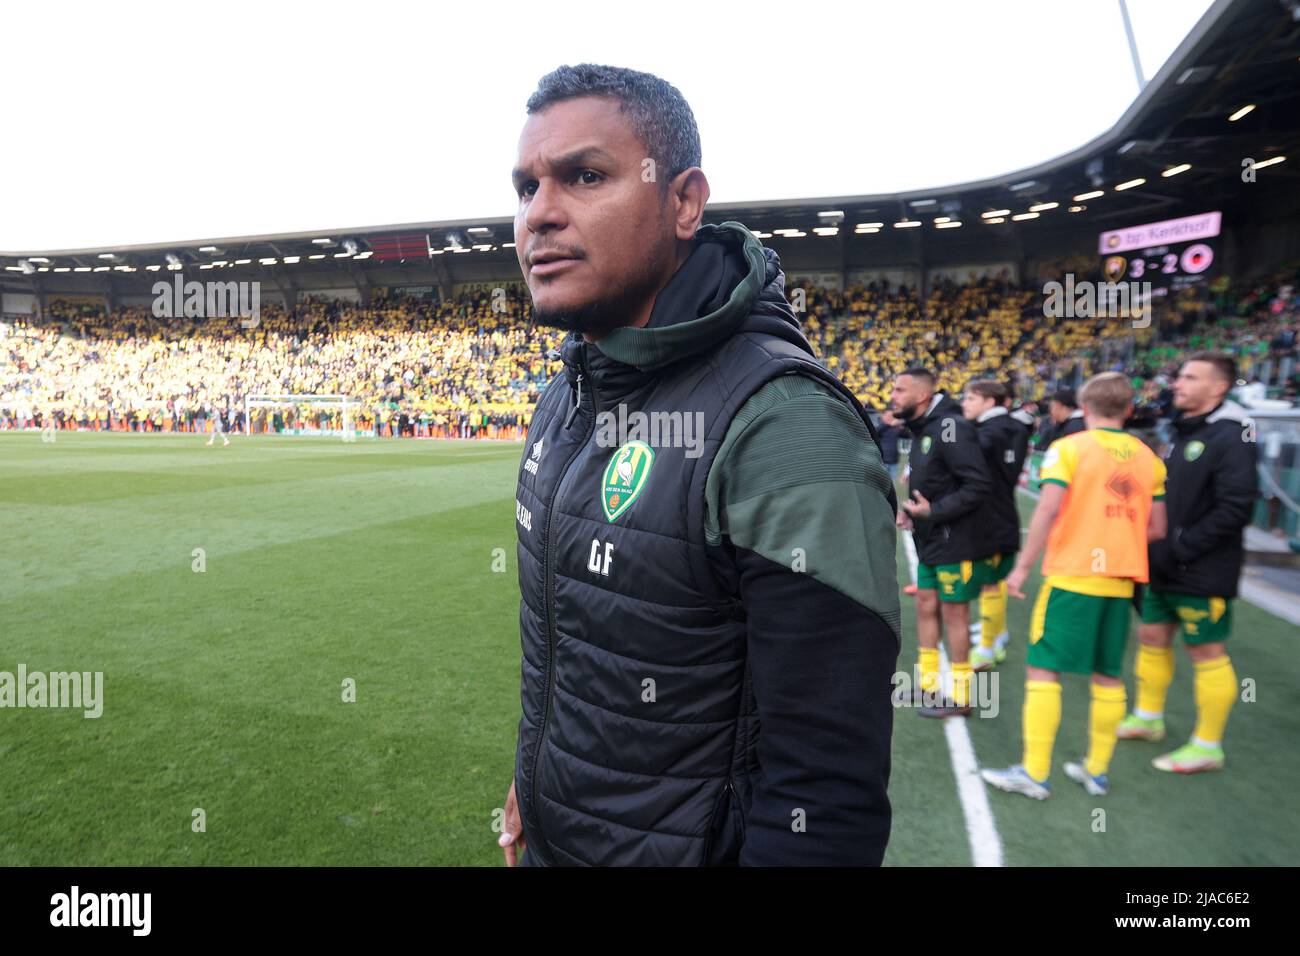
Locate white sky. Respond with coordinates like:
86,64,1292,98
1,0,1214,252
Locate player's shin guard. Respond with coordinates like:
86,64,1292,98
1023,680,1062,783
1192,656,1237,747
919,647,940,694
1135,643,1175,719
1086,683,1127,778
979,583,1006,650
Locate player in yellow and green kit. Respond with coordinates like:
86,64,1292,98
981,372,1167,799
1118,353,1258,773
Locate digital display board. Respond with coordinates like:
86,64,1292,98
1098,211,1220,296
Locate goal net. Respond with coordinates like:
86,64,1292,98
244,394,362,441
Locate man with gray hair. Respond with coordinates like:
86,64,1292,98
499,64,900,867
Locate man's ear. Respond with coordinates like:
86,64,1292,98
670,167,710,242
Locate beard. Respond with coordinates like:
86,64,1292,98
529,259,667,337
897,398,927,421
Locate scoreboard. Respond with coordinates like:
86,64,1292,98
1098,211,1221,296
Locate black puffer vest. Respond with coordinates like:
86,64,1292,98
512,222,887,866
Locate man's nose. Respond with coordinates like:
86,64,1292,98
523,179,567,236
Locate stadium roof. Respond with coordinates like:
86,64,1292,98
3,0,1296,295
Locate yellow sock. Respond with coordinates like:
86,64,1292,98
996,580,1008,637
1086,683,1127,777
979,583,1006,649
952,661,973,707
1192,656,1237,746
1022,680,1062,782
1135,644,1175,717
919,647,940,693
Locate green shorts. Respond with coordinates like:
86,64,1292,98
917,560,984,603
1028,583,1131,677
1140,589,1232,644
979,551,1017,586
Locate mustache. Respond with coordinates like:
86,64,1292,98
526,245,585,265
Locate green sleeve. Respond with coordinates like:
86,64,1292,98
704,374,901,637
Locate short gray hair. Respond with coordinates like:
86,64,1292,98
526,63,702,193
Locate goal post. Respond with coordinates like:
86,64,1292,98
244,394,363,440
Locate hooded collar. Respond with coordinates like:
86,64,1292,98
977,405,1009,423
1174,398,1251,432
904,392,956,434
553,221,811,412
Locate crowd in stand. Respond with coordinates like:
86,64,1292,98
2,265,1297,439
1,289,562,438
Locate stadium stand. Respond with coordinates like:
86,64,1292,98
4,268,1296,440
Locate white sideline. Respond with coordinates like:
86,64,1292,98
1238,577,1300,626
903,529,1005,868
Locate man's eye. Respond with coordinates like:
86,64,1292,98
519,171,600,198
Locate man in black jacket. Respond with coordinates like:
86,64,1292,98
499,64,900,867
892,367,995,718
1037,387,1085,449
1118,352,1258,774
961,379,1029,671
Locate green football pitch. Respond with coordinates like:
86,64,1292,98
1,431,1296,866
